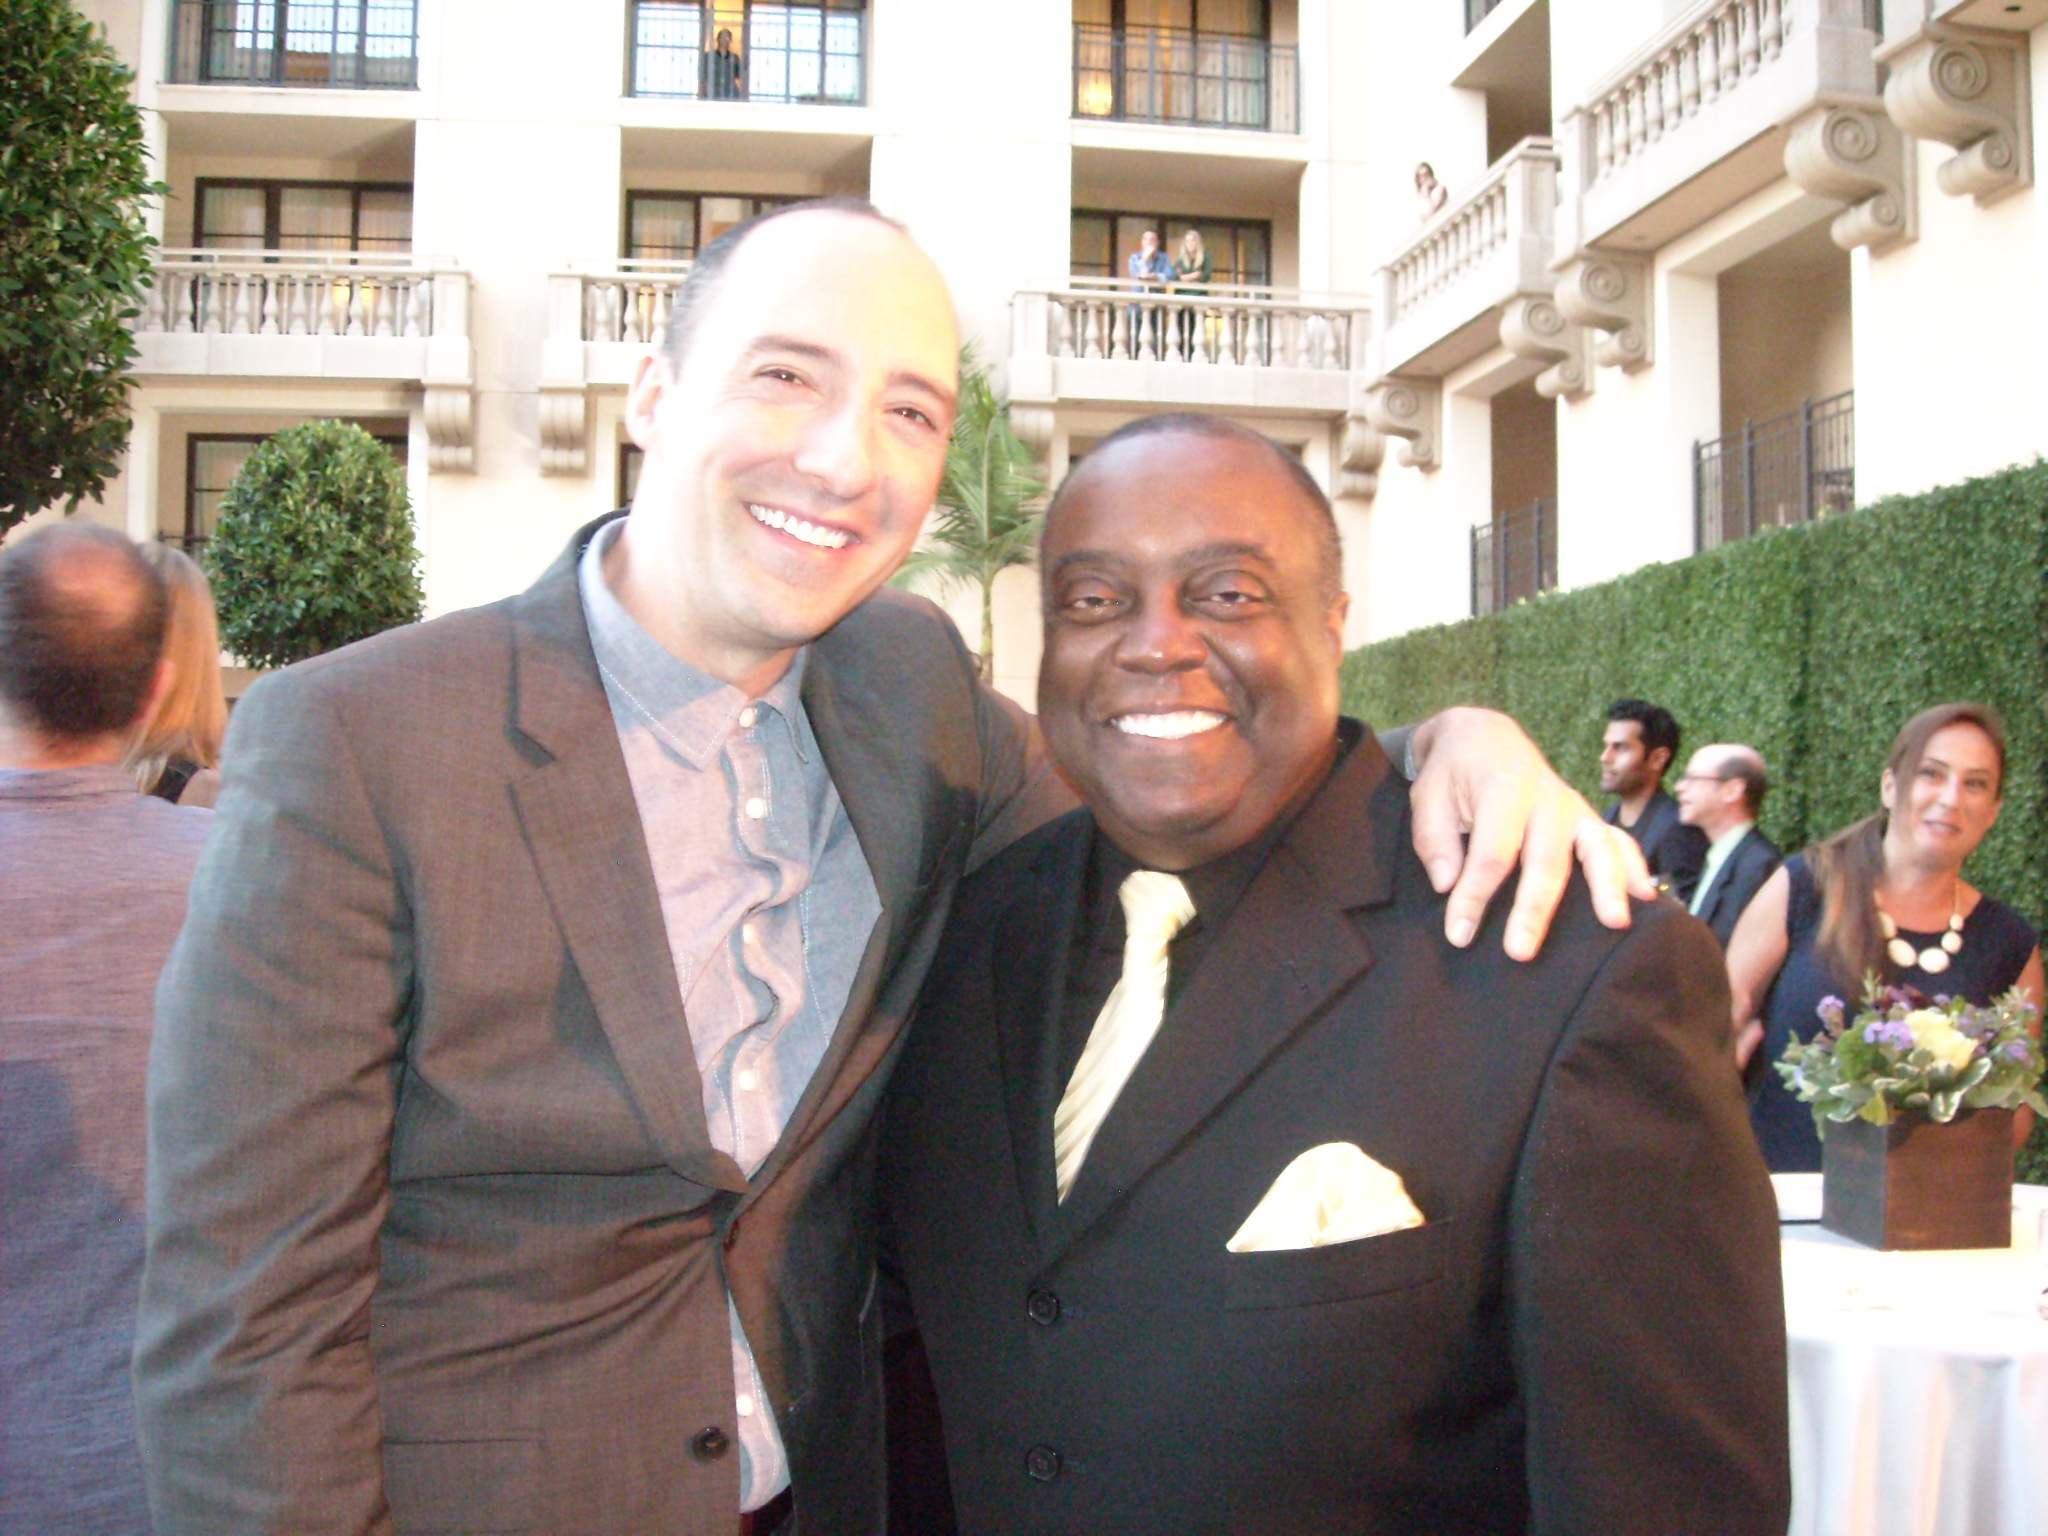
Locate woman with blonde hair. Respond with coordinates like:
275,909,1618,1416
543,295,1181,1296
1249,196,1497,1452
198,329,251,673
1170,226,1213,360
125,542,228,807
1728,702,2043,1170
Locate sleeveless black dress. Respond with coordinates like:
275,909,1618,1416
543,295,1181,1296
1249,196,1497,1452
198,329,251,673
1749,853,2038,1171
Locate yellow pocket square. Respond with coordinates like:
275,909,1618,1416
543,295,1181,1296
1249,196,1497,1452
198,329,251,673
1225,1142,1425,1253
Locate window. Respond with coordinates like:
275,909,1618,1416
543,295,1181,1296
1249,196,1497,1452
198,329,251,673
629,1,866,105
167,0,420,89
1071,209,1272,287
195,180,413,254
181,429,407,552
623,192,793,261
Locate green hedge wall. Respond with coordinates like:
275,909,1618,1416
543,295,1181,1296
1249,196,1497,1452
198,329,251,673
1340,459,2048,1178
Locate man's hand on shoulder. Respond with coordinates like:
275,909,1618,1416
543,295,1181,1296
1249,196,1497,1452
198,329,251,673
1407,706,1655,961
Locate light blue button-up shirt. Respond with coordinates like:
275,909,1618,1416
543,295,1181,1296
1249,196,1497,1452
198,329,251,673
579,520,882,1511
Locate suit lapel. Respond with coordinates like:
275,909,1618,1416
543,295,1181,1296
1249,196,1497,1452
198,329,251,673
1049,733,1404,1256
989,818,1093,1250
505,518,744,1194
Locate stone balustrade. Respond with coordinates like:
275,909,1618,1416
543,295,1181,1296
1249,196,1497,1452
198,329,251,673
1014,278,1368,372
570,261,694,346
140,250,452,339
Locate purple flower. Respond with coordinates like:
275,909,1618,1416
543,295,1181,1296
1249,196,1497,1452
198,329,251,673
1816,995,1847,1030
1864,1018,1916,1051
2003,1040,2034,1063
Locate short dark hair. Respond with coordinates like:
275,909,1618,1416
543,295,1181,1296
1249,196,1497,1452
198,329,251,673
659,196,908,367
1049,412,1344,605
0,522,169,741
1608,698,1680,775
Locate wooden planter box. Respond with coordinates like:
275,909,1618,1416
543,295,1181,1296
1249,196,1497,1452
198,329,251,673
1820,1107,2015,1250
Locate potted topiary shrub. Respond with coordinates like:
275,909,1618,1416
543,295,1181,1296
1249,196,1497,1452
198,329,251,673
206,421,424,669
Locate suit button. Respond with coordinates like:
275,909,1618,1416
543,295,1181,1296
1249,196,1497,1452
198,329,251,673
1026,1289,1060,1326
1025,1444,1062,1481
692,1426,731,1461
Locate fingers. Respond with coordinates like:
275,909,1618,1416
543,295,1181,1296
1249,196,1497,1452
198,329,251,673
1442,772,1537,953
1496,794,1575,964
1409,770,1470,897
1577,817,1647,932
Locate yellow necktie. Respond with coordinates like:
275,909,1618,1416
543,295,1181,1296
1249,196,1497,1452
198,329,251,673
1053,870,1196,1202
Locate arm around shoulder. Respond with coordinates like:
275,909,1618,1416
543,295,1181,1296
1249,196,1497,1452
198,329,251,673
136,666,413,1536
1511,904,1790,1535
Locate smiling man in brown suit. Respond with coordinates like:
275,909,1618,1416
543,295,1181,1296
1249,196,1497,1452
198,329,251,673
135,203,1648,1536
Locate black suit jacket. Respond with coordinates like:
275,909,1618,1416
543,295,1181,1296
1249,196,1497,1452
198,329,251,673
883,729,1788,1536
137,515,1063,1536
1691,825,1784,948
1604,787,1710,904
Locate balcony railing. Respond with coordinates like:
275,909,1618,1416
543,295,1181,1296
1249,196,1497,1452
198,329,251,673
138,250,450,338
1072,25,1298,134
1558,0,1880,249
1013,278,1368,372
564,261,694,347
166,0,419,88
1471,499,1558,616
630,1,865,104
1374,138,1560,377
1694,391,1853,550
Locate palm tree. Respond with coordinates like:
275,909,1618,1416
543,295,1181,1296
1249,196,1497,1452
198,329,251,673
894,348,1049,683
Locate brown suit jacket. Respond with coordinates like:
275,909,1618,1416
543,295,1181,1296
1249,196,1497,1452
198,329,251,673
135,515,1058,1536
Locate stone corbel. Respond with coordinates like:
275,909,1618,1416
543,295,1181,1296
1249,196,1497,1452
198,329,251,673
1006,403,1055,459
1784,97,1916,251
1552,254,1652,373
1361,378,1440,472
1337,414,1385,501
1881,25,2031,205
422,385,475,474
537,386,589,476
1499,296,1589,402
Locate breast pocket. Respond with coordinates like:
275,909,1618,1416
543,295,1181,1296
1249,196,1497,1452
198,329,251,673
1223,1219,1450,1313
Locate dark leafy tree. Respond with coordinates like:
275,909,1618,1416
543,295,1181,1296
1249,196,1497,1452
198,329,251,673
207,422,425,669
0,0,161,532
893,348,1048,683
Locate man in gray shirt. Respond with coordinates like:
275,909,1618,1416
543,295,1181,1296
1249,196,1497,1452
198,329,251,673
1,523,211,1536
135,200,1644,1536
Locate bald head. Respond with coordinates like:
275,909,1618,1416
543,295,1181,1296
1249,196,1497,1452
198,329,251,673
1676,742,1768,839
0,522,168,756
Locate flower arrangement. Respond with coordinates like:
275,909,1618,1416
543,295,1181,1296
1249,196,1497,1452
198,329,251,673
1778,978,2047,1129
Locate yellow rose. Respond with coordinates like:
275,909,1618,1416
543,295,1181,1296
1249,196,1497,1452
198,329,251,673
1906,1011,1977,1073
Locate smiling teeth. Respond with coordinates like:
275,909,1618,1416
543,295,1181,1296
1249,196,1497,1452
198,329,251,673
1113,711,1227,740
748,503,851,549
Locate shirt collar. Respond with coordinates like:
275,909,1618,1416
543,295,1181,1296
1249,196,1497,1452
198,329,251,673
0,763,140,803
577,518,812,768
1707,821,1755,862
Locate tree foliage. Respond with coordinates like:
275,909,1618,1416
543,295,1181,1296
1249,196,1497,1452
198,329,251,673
0,0,161,532
894,348,1048,683
207,422,425,669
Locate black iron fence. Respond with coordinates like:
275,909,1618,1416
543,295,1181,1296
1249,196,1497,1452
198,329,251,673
1072,24,1298,134
167,0,418,88
1471,498,1557,617
630,1,865,104
1694,391,1854,551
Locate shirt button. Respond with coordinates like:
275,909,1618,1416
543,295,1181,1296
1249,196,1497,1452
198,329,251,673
1025,1444,1062,1482
736,1068,760,1092
744,796,766,820
736,1393,755,1417
691,1426,731,1461
1026,1289,1061,1326
741,921,757,946
738,706,758,729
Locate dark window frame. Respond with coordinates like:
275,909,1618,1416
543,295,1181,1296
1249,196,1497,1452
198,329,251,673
621,190,795,261
193,177,415,253
627,0,869,105
181,428,408,552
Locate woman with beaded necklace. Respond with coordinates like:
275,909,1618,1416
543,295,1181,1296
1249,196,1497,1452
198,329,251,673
1728,702,2044,1172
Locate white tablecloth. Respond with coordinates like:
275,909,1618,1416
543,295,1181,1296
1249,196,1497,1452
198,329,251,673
1777,1179,2048,1536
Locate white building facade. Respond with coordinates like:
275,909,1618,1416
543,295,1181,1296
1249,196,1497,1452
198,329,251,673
53,0,2048,700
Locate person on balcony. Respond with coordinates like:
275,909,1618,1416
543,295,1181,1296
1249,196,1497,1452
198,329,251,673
705,27,744,99
1170,226,1212,361
1124,227,1171,360
1416,161,1449,222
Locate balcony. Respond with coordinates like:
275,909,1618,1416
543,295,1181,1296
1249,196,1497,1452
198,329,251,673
629,1,865,104
1694,390,1853,549
1556,0,1884,253
1471,498,1558,615
1373,137,1562,380
534,263,694,475
1005,277,1370,422
166,0,418,89
1072,25,1299,135
133,250,475,467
